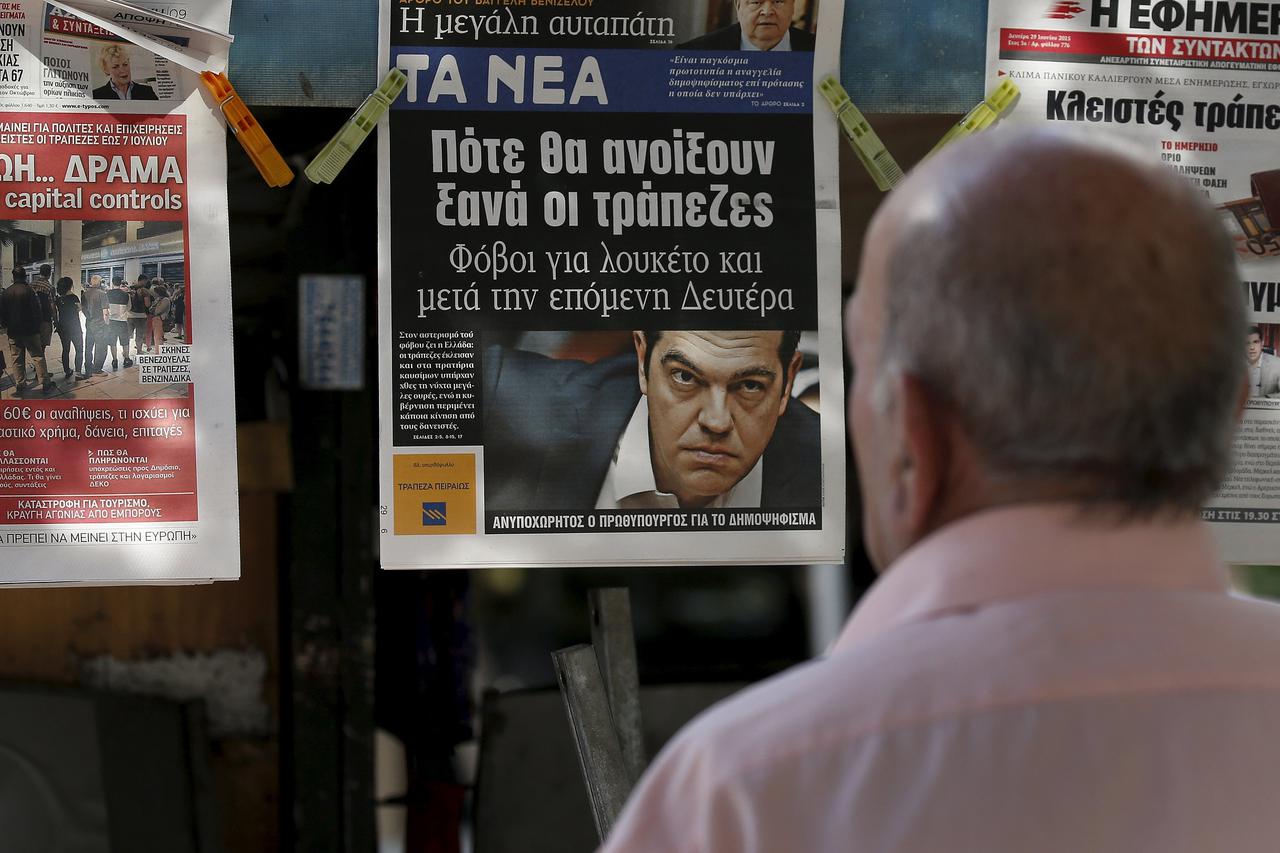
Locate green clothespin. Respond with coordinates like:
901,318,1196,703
928,79,1020,158
305,68,408,184
817,76,904,192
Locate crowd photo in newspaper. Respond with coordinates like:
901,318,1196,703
0,219,189,401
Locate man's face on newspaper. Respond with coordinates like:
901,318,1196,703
635,330,796,508
107,54,132,88
736,0,795,50
1248,331,1263,365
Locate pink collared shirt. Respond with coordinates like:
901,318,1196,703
601,505,1280,853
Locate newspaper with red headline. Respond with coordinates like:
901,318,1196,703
0,0,238,584
987,0,1280,563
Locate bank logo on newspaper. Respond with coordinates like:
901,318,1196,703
393,454,475,535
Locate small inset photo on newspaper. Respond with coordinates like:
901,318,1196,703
1245,322,1280,406
1218,170,1280,262
677,0,819,51
0,218,189,401
481,329,821,534
43,7,183,102
1212,321,1280,524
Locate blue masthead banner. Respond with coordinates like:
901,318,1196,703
390,46,813,114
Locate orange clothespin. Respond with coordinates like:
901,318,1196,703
199,71,294,188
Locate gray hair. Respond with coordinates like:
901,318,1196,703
878,130,1245,512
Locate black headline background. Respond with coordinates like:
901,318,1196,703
390,109,818,447
389,111,818,332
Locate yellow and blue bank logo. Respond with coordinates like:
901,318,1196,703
394,454,476,535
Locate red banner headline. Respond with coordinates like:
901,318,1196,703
0,398,198,524
0,111,187,221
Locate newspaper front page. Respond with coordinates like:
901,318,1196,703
986,0,1280,563
0,0,238,583
378,0,846,568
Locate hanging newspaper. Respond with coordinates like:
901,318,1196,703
0,0,238,584
987,0,1280,563
378,0,845,568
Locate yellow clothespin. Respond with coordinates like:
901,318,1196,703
817,76,903,192
199,71,294,188
928,80,1020,158
306,68,407,184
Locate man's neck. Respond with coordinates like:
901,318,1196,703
741,26,790,51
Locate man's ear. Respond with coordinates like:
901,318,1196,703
777,350,803,416
632,331,649,396
895,373,952,544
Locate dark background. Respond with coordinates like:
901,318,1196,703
390,111,818,332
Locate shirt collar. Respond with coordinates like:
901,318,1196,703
604,396,764,507
111,81,134,99
740,27,792,51
611,397,661,500
833,503,1230,654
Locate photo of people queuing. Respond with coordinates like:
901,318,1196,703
0,219,189,400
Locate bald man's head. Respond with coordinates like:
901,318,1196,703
849,130,1244,544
